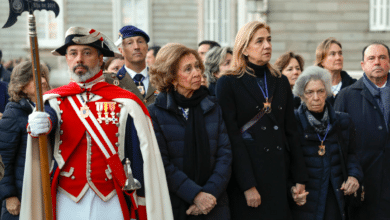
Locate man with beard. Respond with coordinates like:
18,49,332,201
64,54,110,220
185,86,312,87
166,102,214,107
335,43,390,219
105,26,157,106
20,27,173,220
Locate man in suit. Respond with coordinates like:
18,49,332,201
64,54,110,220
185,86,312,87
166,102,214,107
334,42,390,220
105,26,157,106
0,50,11,83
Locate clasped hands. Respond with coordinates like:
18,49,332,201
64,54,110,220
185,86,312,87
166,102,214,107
291,183,309,206
186,192,217,216
340,176,359,196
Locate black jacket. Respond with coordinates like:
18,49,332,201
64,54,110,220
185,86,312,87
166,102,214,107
148,92,232,220
216,70,308,220
327,71,356,106
334,77,390,220
292,103,363,220
0,99,33,220
0,81,9,113
0,66,11,83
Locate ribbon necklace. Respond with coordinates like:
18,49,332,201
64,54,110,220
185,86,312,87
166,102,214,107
316,124,330,156
79,92,97,118
257,71,271,113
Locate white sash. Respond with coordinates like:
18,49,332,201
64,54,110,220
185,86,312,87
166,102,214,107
67,95,116,159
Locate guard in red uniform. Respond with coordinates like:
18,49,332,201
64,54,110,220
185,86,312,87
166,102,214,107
20,27,173,220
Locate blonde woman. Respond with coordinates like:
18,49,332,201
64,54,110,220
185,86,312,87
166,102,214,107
216,21,309,219
315,37,356,105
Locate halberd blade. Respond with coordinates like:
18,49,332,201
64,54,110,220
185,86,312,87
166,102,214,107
30,0,60,17
2,0,60,29
3,0,29,28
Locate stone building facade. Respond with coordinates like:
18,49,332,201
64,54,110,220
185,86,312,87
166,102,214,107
0,0,388,85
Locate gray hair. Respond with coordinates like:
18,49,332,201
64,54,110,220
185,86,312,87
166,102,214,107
204,46,232,84
292,66,332,98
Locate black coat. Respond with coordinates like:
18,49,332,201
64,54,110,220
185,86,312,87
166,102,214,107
292,103,363,220
216,71,308,220
327,71,356,106
334,78,390,220
0,99,33,220
0,66,11,83
0,82,8,113
148,92,232,220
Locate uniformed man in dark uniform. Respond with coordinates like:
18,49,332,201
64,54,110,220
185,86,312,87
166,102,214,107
105,26,157,106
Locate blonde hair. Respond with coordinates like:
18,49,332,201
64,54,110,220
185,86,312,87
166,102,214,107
315,37,342,68
149,43,205,92
224,21,280,77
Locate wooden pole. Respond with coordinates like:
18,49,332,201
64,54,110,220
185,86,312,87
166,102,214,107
28,13,53,220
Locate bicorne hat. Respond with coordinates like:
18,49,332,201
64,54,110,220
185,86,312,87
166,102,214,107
52,27,116,57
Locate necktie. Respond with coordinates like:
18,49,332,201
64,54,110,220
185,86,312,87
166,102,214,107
133,74,145,97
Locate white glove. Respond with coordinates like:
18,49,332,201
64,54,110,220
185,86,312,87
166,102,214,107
28,112,52,137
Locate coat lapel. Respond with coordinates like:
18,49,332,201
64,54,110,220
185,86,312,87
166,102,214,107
240,73,265,105
122,73,143,100
360,82,384,117
145,84,156,100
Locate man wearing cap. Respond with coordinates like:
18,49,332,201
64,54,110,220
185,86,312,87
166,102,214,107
105,25,157,106
20,27,173,220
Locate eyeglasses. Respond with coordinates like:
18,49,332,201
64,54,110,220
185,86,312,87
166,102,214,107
304,89,326,98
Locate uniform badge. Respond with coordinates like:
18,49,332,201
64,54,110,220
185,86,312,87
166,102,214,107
80,106,90,118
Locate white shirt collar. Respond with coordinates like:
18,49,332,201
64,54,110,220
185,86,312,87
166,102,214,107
124,65,148,80
377,81,387,88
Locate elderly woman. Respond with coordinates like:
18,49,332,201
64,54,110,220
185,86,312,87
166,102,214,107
315,37,356,105
216,21,308,220
0,61,50,220
148,43,232,220
204,46,233,95
291,66,363,220
274,51,305,109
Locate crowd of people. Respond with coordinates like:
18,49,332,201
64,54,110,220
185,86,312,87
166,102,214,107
0,20,388,220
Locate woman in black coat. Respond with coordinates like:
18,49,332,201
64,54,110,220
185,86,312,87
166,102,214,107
0,61,50,220
148,43,232,220
291,66,363,220
216,21,308,220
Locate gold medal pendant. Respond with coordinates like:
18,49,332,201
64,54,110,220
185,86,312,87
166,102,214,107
318,141,326,156
80,105,90,118
263,98,272,114
137,85,145,95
